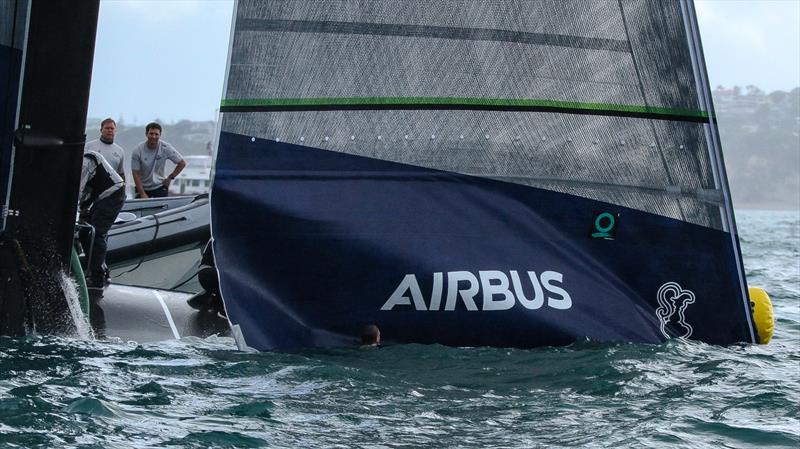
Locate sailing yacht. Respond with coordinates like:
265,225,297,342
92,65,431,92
0,0,774,349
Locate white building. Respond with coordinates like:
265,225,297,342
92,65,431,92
170,155,213,195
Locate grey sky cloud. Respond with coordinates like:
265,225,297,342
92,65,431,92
696,0,800,92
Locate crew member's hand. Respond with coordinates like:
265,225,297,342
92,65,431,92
162,176,173,188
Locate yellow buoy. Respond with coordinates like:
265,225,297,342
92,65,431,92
749,286,774,344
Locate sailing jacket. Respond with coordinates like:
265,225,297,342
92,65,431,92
80,151,124,210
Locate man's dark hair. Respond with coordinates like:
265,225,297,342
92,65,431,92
360,324,380,345
100,118,116,128
145,122,162,133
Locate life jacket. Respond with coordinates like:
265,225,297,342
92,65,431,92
81,152,120,209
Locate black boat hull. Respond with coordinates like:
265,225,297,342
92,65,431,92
105,195,210,292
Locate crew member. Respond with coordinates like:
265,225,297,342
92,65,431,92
360,324,381,347
79,151,125,289
84,118,125,180
131,122,186,198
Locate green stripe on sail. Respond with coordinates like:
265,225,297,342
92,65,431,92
220,97,710,121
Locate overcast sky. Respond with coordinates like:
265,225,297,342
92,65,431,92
86,0,800,124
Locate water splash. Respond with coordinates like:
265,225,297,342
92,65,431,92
0,210,795,448
59,271,94,340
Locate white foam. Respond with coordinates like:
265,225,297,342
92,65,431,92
59,272,94,340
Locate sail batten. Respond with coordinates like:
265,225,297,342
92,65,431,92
236,19,631,52
220,97,709,122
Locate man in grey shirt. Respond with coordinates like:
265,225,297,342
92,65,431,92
131,122,186,198
84,118,125,180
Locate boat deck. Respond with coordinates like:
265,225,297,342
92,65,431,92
90,284,230,343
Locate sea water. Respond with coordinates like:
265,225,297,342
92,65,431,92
0,209,797,448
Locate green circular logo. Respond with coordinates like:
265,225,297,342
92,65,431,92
594,212,615,233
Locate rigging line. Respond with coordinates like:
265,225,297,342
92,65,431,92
2,0,19,102
616,0,686,222
679,2,724,231
237,18,630,53
1,0,20,173
682,0,755,343
2,0,27,232
2,0,19,103
112,213,161,278
111,216,185,238
220,97,709,123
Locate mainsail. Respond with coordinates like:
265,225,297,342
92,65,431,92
213,0,756,350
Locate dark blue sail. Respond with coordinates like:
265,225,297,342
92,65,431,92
212,133,754,350
212,0,756,350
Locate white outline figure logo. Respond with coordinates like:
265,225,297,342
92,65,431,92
656,282,696,338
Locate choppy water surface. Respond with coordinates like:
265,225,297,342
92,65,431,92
1,210,798,448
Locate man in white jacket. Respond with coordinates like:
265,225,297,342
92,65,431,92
79,150,125,289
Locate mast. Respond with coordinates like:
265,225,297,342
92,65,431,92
0,0,100,334
679,0,756,343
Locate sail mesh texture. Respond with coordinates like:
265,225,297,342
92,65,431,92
221,0,723,229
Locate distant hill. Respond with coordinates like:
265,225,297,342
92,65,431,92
87,86,800,210
713,86,799,210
